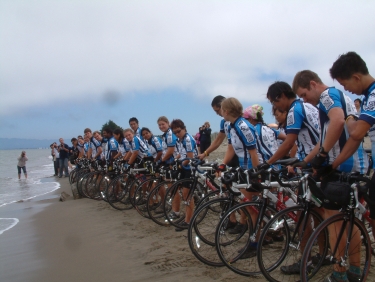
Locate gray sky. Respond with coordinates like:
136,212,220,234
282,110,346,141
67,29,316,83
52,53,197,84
1,0,374,139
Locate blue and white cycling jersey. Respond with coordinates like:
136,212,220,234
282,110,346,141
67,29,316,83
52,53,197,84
145,135,163,159
359,82,375,169
134,127,143,141
129,136,151,159
100,138,108,160
286,100,320,161
89,137,102,159
319,87,368,173
227,117,261,169
220,118,230,135
254,123,280,168
105,137,119,160
161,128,178,164
83,142,89,157
177,133,198,160
359,82,375,143
78,143,84,155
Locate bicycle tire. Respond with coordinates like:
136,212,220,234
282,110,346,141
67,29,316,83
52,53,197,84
146,181,173,226
257,205,325,282
163,178,206,229
300,213,371,282
106,174,134,210
133,177,162,218
215,201,277,276
188,196,234,267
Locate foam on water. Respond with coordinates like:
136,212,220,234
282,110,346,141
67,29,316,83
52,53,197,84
0,218,19,235
0,149,61,234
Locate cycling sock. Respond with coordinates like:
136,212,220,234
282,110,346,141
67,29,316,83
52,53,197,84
250,242,258,249
332,271,348,282
348,265,361,275
174,211,180,216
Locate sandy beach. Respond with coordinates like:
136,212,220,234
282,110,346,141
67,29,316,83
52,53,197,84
1,139,373,282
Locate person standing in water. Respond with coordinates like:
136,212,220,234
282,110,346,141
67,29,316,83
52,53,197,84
17,151,28,179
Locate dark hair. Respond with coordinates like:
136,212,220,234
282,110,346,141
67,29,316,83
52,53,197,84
129,117,139,124
211,95,226,107
292,70,323,92
71,138,77,142
140,127,151,136
77,135,83,139
272,106,286,116
84,128,92,134
113,128,124,140
267,81,296,101
354,98,361,103
330,51,369,80
103,127,113,135
170,119,186,130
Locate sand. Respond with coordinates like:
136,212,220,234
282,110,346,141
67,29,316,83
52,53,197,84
0,139,373,282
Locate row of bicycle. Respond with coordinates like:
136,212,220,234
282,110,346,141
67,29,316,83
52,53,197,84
69,157,375,281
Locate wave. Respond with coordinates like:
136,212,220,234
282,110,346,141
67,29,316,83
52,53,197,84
0,218,19,235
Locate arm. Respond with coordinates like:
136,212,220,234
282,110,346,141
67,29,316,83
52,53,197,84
155,151,162,162
161,147,175,162
321,107,345,153
267,133,298,164
94,146,102,159
128,150,139,165
277,132,286,141
249,148,259,167
289,143,298,158
198,132,226,159
332,120,370,169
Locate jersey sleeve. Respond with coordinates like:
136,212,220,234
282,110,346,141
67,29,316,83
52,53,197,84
154,137,163,152
167,131,177,147
108,138,119,151
286,103,304,134
318,88,343,115
219,119,225,133
359,91,375,126
184,135,196,153
237,120,257,149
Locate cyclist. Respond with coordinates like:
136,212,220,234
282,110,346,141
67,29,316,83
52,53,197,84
198,95,239,167
218,97,262,258
170,119,198,231
141,127,163,162
113,128,131,160
154,116,179,214
123,128,151,167
84,128,102,161
292,69,369,282
259,81,320,168
272,106,298,158
93,130,108,162
129,117,143,140
243,104,285,167
102,127,119,165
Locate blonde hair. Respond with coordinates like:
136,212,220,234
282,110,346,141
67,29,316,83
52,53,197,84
157,116,169,124
123,128,134,134
221,97,243,118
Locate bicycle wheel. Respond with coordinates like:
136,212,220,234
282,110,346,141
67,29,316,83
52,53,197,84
188,196,234,267
69,168,78,185
215,201,277,276
76,170,91,197
163,178,206,229
257,205,325,282
133,177,162,218
147,181,172,226
300,213,371,282
84,172,102,199
106,174,134,210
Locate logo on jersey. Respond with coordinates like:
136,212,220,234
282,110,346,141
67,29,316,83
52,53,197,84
287,111,295,126
239,121,254,143
320,92,334,111
363,93,375,112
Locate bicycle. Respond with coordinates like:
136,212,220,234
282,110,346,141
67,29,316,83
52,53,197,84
299,174,374,282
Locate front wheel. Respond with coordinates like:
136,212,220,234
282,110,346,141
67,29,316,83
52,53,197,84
300,213,371,282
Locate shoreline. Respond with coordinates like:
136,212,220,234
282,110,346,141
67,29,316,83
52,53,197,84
0,176,266,282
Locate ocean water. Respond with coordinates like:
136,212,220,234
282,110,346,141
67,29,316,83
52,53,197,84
0,149,60,234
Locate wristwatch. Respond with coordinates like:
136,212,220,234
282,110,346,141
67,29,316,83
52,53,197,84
319,146,328,156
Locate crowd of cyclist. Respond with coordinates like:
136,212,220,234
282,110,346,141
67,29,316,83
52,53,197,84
67,51,374,282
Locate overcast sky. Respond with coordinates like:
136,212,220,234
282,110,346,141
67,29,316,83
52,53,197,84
0,0,374,141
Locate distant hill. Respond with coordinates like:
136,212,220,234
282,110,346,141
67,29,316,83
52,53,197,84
0,138,58,150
